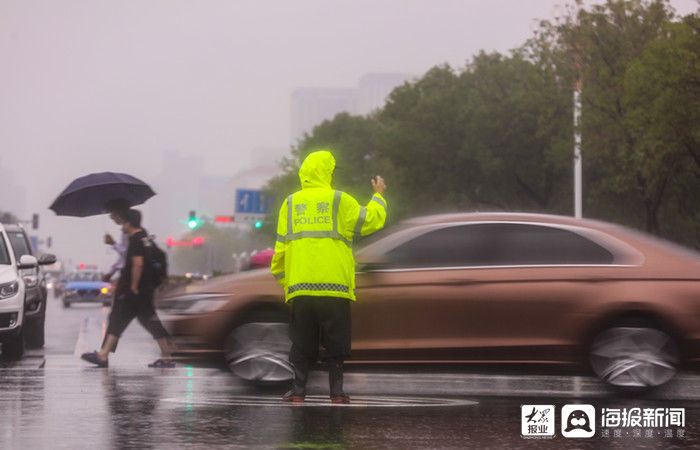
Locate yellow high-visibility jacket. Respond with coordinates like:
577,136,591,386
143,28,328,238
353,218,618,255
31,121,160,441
271,151,387,302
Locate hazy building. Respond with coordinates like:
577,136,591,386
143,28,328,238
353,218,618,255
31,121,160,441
146,150,205,241
251,146,289,168
290,88,359,144
290,73,412,144
0,157,27,219
357,72,412,115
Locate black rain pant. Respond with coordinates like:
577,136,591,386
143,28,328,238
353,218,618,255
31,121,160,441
288,296,351,395
289,295,351,364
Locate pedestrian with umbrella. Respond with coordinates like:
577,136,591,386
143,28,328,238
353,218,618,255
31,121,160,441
102,198,130,284
50,172,175,368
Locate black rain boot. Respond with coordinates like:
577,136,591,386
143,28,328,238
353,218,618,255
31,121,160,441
329,360,350,404
283,360,309,402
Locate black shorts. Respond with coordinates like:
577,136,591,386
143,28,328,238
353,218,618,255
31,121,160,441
106,289,168,341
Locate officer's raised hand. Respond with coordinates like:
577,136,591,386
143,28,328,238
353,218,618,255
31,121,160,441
371,175,386,195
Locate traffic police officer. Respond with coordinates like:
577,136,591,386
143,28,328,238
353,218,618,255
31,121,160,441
271,150,387,403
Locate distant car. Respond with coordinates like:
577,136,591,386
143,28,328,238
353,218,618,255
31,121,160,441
61,270,113,307
0,223,56,359
158,213,700,388
185,272,210,281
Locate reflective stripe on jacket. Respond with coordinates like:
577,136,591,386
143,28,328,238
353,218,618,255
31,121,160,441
270,151,387,302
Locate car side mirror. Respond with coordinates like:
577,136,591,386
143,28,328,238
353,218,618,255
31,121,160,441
18,255,39,269
38,254,57,266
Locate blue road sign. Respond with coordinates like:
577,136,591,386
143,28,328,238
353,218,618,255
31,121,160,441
235,189,270,214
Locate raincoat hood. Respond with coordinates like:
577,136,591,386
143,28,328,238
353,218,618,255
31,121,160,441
299,151,335,189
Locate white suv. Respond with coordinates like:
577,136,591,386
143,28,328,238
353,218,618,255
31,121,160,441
0,224,55,359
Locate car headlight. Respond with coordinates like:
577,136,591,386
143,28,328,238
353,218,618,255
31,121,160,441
22,273,39,287
0,281,19,299
184,299,229,315
100,286,112,295
159,293,230,315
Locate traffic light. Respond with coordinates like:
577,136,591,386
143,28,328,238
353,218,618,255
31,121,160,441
254,220,263,229
32,214,39,230
187,211,199,229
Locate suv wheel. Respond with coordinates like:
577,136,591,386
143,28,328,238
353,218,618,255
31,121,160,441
24,315,45,349
1,326,25,360
590,324,679,388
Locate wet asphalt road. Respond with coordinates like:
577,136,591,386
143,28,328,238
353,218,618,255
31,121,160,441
1,291,699,449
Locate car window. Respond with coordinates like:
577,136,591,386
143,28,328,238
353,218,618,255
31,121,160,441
0,234,11,265
6,231,32,260
386,223,614,268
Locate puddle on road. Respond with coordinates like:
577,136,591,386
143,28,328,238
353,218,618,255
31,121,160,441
161,394,479,408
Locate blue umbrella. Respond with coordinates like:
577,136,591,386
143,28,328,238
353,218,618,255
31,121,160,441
49,172,156,217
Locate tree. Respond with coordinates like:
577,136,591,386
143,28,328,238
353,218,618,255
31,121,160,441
263,113,385,232
0,210,19,224
624,13,700,244
262,0,699,248
544,0,690,234
169,223,269,275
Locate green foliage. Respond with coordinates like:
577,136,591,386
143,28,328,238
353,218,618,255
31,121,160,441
0,210,19,224
169,223,270,275
537,0,699,243
263,0,699,249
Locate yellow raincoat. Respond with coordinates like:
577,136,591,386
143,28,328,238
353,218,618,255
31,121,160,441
270,151,387,302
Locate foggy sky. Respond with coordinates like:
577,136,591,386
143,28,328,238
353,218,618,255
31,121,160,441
1,0,696,270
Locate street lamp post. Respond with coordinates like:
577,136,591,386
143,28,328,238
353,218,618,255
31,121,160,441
573,82,582,219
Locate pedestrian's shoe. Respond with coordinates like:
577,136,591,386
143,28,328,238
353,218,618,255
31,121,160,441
148,358,175,368
282,390,305,402
330,394,350,404
80,351,108,368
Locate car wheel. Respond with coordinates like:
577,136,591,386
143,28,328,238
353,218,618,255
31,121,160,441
223,320,293,382
24,316,45,349
1,326,25,360
589,324,679,388
62,299,70,308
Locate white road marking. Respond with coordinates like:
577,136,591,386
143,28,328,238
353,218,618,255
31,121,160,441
72,316,90,356
161,394,478,408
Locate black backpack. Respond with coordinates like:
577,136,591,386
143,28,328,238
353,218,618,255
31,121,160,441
143,236,168,287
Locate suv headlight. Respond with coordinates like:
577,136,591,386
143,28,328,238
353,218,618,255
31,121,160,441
22,273,38,288
0,281,19,299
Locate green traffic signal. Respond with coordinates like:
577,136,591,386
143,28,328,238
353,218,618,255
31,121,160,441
188,210,199,229
254,221,263,229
